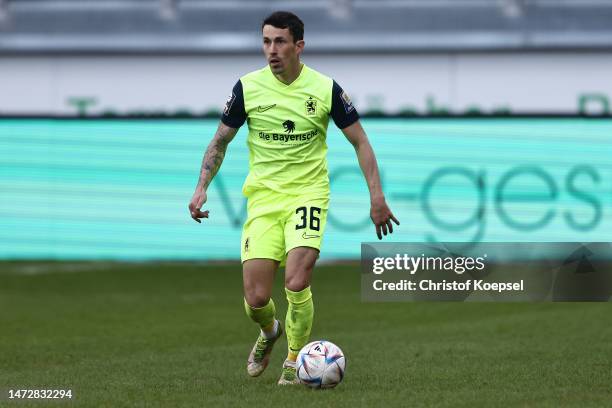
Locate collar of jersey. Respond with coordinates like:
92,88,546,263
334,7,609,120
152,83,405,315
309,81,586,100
267,63,308,89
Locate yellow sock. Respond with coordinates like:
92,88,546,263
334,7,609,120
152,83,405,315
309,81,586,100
262,321,275,333
285,286,314,360
244,298,276,330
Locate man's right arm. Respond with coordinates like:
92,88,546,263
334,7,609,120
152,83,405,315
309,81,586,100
189,80,246,223
197,122,238,190
189,122,238,223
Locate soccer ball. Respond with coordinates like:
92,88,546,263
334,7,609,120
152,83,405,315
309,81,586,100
296,340,346,389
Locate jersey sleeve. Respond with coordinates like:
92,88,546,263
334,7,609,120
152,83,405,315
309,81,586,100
330,80,360,129
220,80,247,128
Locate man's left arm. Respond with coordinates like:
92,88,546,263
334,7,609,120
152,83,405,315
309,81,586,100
341,120,400,240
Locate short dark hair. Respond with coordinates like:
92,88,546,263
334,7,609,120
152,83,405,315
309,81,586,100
261,11,304,42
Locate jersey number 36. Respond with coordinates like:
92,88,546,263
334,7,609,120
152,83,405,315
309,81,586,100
295,207,321,231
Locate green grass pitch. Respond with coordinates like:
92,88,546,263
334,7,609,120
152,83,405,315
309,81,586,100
1,262,611,407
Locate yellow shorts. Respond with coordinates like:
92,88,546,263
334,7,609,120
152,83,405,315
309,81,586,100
240,189,329,264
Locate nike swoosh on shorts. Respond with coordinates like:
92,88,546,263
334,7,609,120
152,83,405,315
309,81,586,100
302,232,320,239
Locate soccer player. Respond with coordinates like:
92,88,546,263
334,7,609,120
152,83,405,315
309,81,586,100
188,11,399,385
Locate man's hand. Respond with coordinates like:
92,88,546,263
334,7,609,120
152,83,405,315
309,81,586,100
188,189,209,223
370,196,400,240
341,121,399,240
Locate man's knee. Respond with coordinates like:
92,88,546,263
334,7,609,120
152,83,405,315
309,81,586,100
242,258,277,308
244,290,271,308
285,246,318,292
285,268,312,292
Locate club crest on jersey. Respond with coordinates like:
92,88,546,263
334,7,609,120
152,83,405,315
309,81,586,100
305,96,317,116
340,91,355,113
223,92,236,116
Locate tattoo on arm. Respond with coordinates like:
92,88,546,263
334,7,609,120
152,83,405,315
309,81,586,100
197,123,238,189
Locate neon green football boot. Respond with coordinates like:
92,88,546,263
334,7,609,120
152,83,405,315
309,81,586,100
277,359,300,385
247,320,283,377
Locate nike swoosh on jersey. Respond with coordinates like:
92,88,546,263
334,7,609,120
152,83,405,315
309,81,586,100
302,232,320,239
257,104,276,112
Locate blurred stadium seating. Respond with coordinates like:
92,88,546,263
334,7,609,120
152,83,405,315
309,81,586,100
1,0,612,53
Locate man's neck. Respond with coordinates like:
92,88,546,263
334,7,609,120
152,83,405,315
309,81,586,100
275,62,304,85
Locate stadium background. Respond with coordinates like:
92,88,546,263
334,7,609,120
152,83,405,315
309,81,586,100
1,118,611,259
1,1,612,406
2,0,612,259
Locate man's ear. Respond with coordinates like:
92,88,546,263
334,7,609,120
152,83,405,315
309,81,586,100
295,40,305,55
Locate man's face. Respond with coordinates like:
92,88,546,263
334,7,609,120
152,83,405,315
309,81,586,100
262,25,303,74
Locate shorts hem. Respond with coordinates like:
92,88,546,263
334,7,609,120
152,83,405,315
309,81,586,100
285,243,322,254
241,255,284,264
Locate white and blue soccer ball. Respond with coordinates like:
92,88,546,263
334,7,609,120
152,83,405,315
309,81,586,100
296,340,346,389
